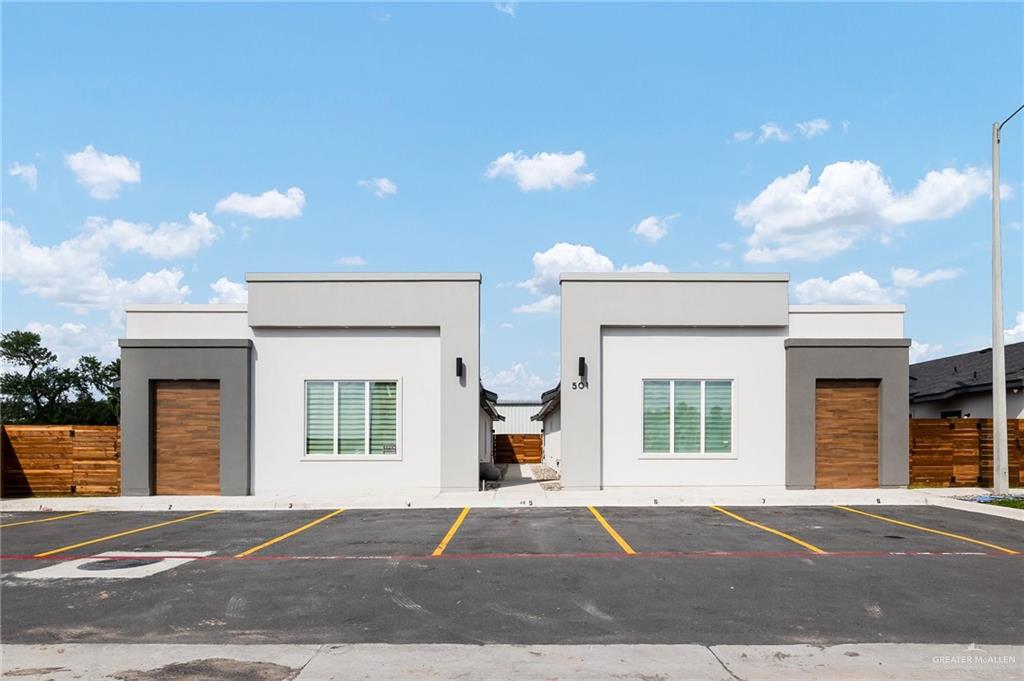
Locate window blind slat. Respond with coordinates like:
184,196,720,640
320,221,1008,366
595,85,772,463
673,380,701,453
337,381,366,454
305,382,335,455
369,382,397,455
643,380,671,453
704,381,732,453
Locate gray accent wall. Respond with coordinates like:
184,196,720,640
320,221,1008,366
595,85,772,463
785,338,911,489
246,273,481,491
559,273,790,489
119,339,253,496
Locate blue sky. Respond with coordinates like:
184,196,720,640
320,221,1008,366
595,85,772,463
3,2,1022,399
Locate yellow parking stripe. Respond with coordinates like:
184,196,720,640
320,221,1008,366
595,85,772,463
235,508,345,558
432,506,470,557
588,506,636,555
34,510,221,557
0,510,93,529
834,505,1019,555
711,505,826,554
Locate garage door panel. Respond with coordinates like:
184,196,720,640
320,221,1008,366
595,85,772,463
153,380,220,495
815,379,878,489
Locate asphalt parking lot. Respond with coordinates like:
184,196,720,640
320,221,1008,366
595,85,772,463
1,505,1021,646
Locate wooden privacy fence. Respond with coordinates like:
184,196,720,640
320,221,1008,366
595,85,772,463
1,425,120,497
909,418,1023,488
494,434,543,464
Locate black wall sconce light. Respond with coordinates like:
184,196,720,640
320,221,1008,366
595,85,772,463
456,357,465,379
578,356,586,378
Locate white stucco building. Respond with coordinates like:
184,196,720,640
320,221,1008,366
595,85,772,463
119,273,486,496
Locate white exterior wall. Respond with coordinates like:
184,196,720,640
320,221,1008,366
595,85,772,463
125,305,251,339
601,327,787,487
252,328,442,494
911,391,1024,419
542,409,561,471
493,404,544,434
788,305,904,338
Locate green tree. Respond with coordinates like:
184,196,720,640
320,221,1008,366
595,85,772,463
0,331,119,425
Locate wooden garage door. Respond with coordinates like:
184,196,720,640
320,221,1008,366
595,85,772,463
153,380,220,495
815,379,879,488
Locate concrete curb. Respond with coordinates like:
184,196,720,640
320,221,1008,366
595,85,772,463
2,643,1021,681
922,495,1024,521
2,487,1021,520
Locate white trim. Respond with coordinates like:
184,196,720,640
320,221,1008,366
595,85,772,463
302,378,402,461
561,272,789,282
247,272,480,283
641,378,734,456
124,304,247,313
789,304,905,313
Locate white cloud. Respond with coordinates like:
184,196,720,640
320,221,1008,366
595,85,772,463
500,322,514,329
214,187,305,219
841,121,850,133
24,321,120,364
794,271,895,304
9,162,38,191
515,242,667,313
518,242,614,295
717,242,735,252
80,212,219,259
65,145,141,199
337,255,368,266
619,262,669,273
758,123,791,143
1006,311,1024,344
890,267,963,289
880,167,990,224
795,119,830,139
732,130,754,143
909,340,943,363
631,213,678,244
1,219,199,314
514,294,561,314
482,362,546,400
486,151,595,191
208,277,247,304
357,177,397,198
737,161,991,262
794,266,963,304
494,2,516,16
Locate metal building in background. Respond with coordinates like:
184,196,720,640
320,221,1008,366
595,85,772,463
493,402,543,435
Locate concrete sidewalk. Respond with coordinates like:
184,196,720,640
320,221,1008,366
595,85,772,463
2,643,1021,680
2,485,1022,520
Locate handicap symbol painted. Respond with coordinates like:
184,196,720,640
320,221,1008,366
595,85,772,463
15,551,214,580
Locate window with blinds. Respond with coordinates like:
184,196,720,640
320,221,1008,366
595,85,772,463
642,379,732,454
305,380,398,456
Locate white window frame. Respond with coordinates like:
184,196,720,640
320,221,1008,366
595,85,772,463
640,378,735,459
302,378,402,461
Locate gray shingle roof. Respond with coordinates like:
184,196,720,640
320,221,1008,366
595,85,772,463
909,341,1024,403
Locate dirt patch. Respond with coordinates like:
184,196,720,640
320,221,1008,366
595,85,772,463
530,464,560,481
113,658,300,681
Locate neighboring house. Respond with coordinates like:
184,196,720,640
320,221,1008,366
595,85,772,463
479,387,503,463
532,385,561,471
909,342,1024,419
492,400,543,464
119,273,485,496
537,273,910,490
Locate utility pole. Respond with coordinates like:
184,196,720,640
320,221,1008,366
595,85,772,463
991,103,1023,495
